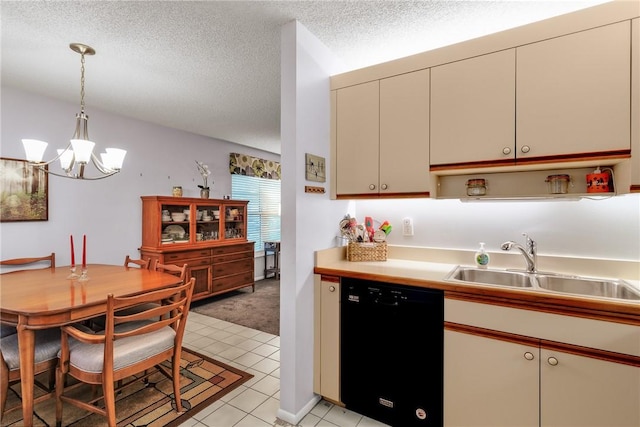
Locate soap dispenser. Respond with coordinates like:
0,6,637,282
475,242,490,268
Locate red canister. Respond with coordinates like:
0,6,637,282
586,169,611,193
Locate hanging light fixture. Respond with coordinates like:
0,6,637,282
21,43,126,180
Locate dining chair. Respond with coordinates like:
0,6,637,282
55,277,196,426
0,329,63,420
124,255,149,269
150,259,188,282
0,252,58,419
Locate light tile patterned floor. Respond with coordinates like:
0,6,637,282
182,311,389,427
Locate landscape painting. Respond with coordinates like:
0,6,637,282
0,157,48,222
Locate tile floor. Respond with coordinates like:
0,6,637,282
181,311,390,427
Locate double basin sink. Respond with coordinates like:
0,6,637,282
446,266,640,301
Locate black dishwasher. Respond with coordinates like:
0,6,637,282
341,278,443,427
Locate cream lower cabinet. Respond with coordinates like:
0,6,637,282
445,329,640,427
313,275,341,403
632,18,640,192
334,69,430,198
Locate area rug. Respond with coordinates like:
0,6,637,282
2,348,253,427
191,278,279,335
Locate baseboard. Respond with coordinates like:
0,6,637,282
276,394,321,425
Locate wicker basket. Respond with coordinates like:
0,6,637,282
346,241,388,262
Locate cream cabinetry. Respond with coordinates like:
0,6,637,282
334,69,430,198
445,299,640,426
632,18,640,192
516,21,631,160
313,275,341,403
431,49,516,167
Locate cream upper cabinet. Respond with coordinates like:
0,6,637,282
379,69,430,194
334,70,429,197
516,21,631,160
335,80,379,196
444,330,539,427
632,18,639,191
431,49,516,167
313,275,340,402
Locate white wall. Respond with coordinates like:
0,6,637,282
355,195,640,261
0,86,280,272
279,20,349,424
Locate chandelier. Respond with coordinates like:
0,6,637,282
22,43,126,180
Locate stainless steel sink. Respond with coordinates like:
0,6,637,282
445,266,640,301
535,274,640,301
446,266,534,288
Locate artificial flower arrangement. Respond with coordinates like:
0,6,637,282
195,161,212,190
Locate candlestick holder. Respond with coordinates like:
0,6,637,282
78,267,89,281
67,266,80,279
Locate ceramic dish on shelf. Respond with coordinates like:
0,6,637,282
163,224,186,239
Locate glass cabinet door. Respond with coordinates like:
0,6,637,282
224,204,246,239
195,203,221,242
160,202,191,244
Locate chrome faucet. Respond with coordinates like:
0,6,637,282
501,233,537,273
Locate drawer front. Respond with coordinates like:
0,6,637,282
212,251,252,263
212,258,254,278
185,257,212,267
163,249,211,262
212,271,254,293
212,242,254,256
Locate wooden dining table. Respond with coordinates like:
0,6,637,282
0,263,184,427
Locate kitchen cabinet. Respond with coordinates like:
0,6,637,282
139,196,254,301
632,18,640,192
313,275,341,403
445,329,640,427
444,330,538,427
516,21,631,161
431,49,516,168
334,69,430,198
445,298,640,427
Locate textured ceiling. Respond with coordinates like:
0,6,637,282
1,1,608,155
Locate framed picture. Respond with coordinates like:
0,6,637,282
0,157,48,222
305,153,326,183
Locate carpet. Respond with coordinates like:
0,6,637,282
191,278,280,336
2,348,253,427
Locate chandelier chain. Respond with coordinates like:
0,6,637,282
80,52,86,113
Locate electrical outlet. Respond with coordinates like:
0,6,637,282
402,217,414,236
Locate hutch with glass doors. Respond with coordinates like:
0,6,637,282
140,195,254,300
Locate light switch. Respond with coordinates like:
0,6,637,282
402,217,414,236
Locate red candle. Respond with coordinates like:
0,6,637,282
82,234,86,269
70,235,75,267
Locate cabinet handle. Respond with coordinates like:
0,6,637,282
381,184,388,190
329,286,335,292
547,357,559,366
502,147,512,155
369,184,376,190
520,145,531,154
523,352,535,361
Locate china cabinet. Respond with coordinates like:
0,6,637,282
139,196,254,300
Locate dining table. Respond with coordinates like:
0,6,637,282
0,263,184,426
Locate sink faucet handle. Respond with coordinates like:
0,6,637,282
522,232,535,247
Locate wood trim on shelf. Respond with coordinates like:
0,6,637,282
336,191,430,199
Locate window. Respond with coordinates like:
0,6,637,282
232,174,281,252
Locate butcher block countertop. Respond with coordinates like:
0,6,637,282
314,245,640,324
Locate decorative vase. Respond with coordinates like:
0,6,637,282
172,186,183,197
200,188,210,199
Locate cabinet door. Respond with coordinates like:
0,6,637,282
632,18,639,191
335,81,380,196
541,349,640,427
444,330,538,427
314,277,340,402
517,21,631,159
379,69,430,194
431,49,516,167
188,263,211,298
